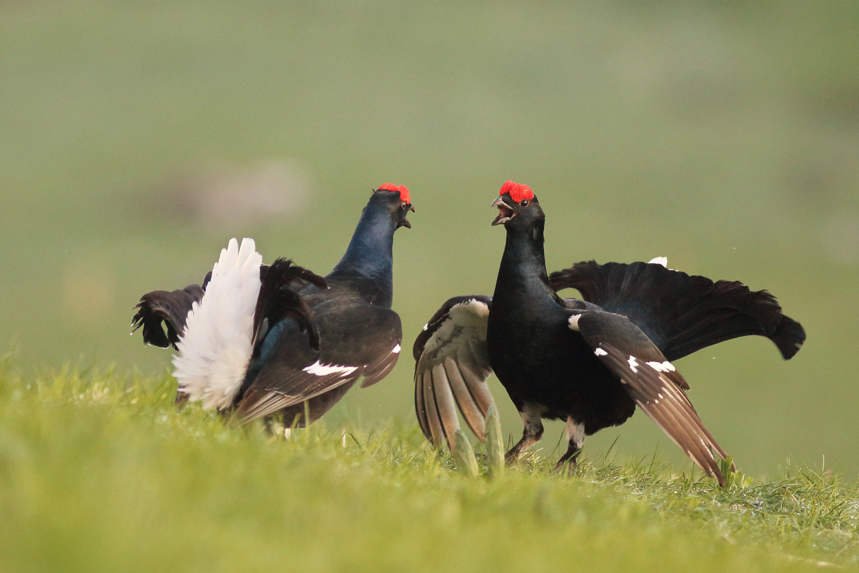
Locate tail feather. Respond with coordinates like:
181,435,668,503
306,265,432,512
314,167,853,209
132,285,205,349
173,238,263,411
549,261,806,361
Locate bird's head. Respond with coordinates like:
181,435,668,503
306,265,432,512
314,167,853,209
491,180,544,230
374,183,414,229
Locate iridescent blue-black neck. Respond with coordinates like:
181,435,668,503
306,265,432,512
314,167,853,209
326,195,397,308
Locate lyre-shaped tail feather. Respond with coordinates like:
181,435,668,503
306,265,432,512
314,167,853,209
132,285,205,349
173,238,263,411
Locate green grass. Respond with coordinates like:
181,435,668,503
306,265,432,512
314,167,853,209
1,365,857,572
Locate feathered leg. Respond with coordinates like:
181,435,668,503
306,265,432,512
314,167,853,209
505,403,545,461
552,417,585,474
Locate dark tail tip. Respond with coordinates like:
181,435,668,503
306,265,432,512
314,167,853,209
131,300,174,349
772,315,806,360
131,285,204,349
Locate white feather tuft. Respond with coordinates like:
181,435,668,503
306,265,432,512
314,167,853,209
173,238,263,411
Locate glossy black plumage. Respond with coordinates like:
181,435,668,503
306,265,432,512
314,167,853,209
414,184,805,485
252,258,328,352
550,261,805,362
132,285,205,350
133,186,412,427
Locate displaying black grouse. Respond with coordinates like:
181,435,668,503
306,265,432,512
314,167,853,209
133,183,413,428
413,181,805,485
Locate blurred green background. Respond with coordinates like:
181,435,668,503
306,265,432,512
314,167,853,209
1,0,857,479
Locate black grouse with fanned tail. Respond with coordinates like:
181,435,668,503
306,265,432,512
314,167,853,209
413,181,805,486
133,183,413,427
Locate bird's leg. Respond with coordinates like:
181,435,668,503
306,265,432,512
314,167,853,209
552,417,585,474
505,403,545,462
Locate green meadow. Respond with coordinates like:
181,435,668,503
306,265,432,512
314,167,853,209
1,370,857,571
1,1,858,569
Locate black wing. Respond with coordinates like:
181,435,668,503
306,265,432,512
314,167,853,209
413,296,496,450
570,309,731,485
550,260,806,362
233,299,402,424
252,258,327,351
131,285,205,349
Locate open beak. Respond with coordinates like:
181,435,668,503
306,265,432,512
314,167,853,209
398,203,415,229
491,196,515,226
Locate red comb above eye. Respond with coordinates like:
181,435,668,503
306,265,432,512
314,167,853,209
510,184,533,203
500,180,534,203
499,180,517,196
378,183,410,203
397,185,410,204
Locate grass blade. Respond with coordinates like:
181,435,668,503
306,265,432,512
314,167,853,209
485,405,504,477
454,430,479,478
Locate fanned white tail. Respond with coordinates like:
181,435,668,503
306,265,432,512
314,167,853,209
173,238,263,410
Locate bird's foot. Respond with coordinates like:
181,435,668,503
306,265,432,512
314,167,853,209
551,450,581,476
504,433,542,465
551,459,578,476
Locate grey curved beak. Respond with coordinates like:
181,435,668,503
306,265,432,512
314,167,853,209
491,196,514,226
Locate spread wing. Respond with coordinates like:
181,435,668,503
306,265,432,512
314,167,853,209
233,300,402,424
569,309,731,485
550,260,806,361
413,296,496,450
131,284,206,349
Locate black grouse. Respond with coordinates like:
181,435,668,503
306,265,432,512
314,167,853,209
133,183,413,428
413,181,805,485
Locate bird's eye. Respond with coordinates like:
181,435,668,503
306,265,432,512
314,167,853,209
520,199,529,207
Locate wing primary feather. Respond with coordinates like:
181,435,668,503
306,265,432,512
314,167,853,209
432,363,461,445
413,295,495,447
362,352,399,388
638,392,716,474
443,356,486,439
415,369,431,440
639,398,724,484
456,345,496,418
633,373,728,483
423,370,447,448
581,316,730,486
235,371,361,425
233,390,290,425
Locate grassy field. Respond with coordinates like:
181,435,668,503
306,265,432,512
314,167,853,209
1,2,858,568
0,367,857,572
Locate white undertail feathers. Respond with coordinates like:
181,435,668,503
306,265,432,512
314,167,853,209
173,238,262,410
